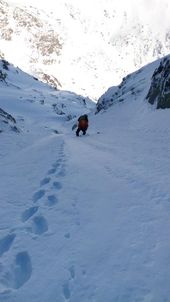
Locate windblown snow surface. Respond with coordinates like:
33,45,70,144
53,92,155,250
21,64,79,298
0,59,170,302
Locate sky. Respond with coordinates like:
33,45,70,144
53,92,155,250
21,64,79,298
0,55,170,301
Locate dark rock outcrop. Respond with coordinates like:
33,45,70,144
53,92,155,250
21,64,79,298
0,107,19,133
146,56,170,109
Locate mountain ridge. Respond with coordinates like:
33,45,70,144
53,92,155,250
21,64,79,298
96,54,170,112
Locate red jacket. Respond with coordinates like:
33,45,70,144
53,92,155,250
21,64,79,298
78,119,88,129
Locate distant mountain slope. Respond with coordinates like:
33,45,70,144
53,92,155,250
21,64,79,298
0,0,170,98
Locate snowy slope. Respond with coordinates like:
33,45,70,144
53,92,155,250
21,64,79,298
0,58,170,302
0,0,170,99
0,59,93,124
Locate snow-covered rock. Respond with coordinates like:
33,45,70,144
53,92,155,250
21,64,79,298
0,107,19,133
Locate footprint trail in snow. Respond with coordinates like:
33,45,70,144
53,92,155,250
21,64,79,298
0,138,66,296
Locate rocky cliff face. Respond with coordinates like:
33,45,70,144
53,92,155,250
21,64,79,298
146,56,170,109
0,0,62,88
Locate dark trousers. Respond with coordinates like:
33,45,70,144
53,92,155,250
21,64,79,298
76,128,87,136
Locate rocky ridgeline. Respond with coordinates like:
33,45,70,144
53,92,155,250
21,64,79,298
96,66,148,112
96,55,170,112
